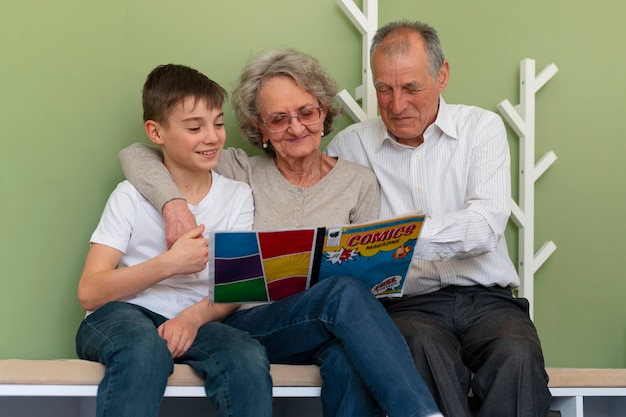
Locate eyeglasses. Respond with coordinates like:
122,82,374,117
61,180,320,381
260,107,324,133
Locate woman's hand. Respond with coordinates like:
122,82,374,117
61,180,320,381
163,199,198,248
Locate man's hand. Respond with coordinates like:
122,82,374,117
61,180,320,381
163,199,197,248
167,224,208,275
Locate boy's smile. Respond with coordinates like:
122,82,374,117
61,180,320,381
149,96,226,174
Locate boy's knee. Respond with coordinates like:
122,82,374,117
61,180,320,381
110,332,172,372
106,342,173,384
235,339,270,372
198,328,269,375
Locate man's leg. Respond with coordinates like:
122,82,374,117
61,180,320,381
75,302,173,417
460,288,551,417
179,321,273,417
383,293,474,417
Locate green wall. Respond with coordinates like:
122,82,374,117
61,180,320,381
1,0,625,368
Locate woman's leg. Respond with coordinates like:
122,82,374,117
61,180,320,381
75,302,173,417
224,275,440,417
178,321,273,417
315,339,383,417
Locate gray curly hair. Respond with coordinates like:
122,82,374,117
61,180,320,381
232,48,342,153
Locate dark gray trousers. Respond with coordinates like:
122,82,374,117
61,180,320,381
381,285,551,417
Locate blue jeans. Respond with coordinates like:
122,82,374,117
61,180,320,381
75,302,272,417
223,275,440,417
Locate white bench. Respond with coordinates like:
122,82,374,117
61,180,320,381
0,359,324,417
544,368,626,417
2,360,626,417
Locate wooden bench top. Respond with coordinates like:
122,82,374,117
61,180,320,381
0,359,322,387
2,360,626,389
545,367,626,388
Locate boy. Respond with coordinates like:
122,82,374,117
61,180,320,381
75,64,272,417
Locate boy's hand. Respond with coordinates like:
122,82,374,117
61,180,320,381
167,224,208,275
157,300,234,358
163,199,197,248
158,315,199,358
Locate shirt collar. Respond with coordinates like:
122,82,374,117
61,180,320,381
429,96,458,141
378,96,458,151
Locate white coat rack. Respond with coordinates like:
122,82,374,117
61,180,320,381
336,0,378,121
497,59,558,319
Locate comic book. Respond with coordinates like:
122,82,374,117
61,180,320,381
208,213,425,303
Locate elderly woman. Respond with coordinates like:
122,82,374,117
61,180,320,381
120,49,441,417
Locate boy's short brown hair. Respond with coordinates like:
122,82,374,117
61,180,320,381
142,64,227,125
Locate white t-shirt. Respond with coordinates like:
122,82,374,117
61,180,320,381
89,172,254,318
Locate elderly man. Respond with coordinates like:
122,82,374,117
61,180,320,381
326,20,551,417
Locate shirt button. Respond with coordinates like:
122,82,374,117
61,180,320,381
416,185,423,191
414,151,420,156
439,252,446,259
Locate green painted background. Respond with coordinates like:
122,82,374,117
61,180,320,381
1,0,625,368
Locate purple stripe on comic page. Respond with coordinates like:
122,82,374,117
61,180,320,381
214,255,264,284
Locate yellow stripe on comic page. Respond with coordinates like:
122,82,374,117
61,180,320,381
263,252,312,283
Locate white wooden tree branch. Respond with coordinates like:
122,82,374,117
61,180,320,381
497,59,558,319
335,0,378,121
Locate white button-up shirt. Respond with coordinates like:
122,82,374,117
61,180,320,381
326,97,519,295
